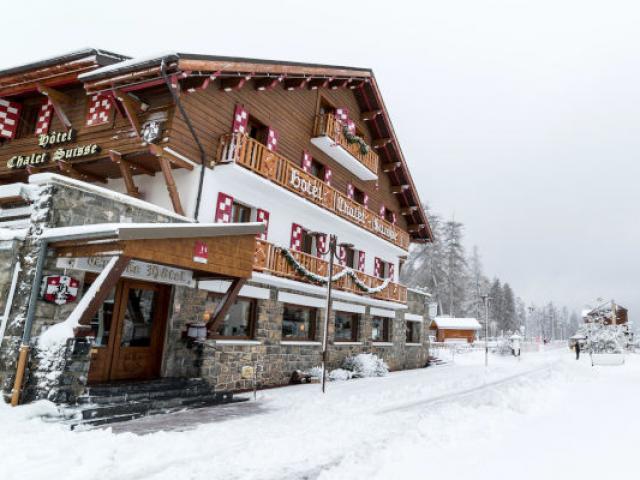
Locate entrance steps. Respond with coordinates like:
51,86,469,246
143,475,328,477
427,355,449,367
61,378,247,428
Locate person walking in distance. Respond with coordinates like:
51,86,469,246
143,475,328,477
575,341,581,360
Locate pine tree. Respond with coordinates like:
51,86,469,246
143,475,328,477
488,278,503,337
441,218,468,317
502,283,517,333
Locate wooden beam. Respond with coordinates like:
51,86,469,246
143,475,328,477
113,89,148,137
37,83,72,128
109,150,140,198
329,78,350,90
255,76,283,91
71,255,132,327
207,277,247,334
391,185,410,194
372,138,393,149
381,161,401,172
57,160,107,184
221,75,251,92
307,77,331,90
123,156,156,176
283,77,308,91
361,109,383,121
400,206,419,215
407,224,426,233
349,79,367,89
157,155,185,216
149,144,194,171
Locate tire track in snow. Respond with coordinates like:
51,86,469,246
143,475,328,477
376,360,561,415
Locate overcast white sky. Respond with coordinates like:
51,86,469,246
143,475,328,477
4,0,640,318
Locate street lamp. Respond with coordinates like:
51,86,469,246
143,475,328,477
481,294,491,367
310,232,353,393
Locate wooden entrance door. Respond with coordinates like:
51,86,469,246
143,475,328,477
87,280,170,383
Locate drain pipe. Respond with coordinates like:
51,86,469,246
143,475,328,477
160,57,208,222
10,239,48,406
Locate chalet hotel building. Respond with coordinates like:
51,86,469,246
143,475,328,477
0,49,433,409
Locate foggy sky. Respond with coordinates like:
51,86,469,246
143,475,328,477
4,0,639,319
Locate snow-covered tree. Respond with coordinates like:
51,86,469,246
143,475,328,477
502,283,517,333
441,218,468,316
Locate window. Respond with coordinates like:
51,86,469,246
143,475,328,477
15,101,41,139
231,201,252,223
282,304,316,340
318,98,335,115
335,311,359,342
343,246,356,269
384,208,395,224
406,321,421,344
372,316,390,342
81,279,115,347
300,228,316,256
120,287,159,347
247,115,269,145
309,158,325,180
205,294,256,339
352,186,366,206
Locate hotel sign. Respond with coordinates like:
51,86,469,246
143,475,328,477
56,256,195,287
6,129,101,170
288,169,323,202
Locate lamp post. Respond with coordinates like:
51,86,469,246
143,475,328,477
311,232,353,394
481,294,491,367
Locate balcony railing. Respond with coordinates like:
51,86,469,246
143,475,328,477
311,113,379,180
254,239,407,304
217,133,410,250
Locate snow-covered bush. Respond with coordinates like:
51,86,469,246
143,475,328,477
329,368,354,381
341,353,389,378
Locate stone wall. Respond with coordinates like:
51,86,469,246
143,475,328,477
0,178,185,403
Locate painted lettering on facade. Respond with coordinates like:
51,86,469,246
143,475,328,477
335,195,366,224
288,169,323,201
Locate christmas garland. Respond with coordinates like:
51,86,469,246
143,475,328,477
342,125,370,155
280,247,392,294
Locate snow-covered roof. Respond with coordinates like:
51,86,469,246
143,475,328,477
0,228,27,242
41,222,265,243
431,317,482,330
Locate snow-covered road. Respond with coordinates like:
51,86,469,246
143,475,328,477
1,348,637,480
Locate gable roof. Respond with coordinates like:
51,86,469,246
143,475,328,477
79,52,433,242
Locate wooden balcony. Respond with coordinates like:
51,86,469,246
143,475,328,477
311,113,379,181
216,133,410,250
254,239,407,304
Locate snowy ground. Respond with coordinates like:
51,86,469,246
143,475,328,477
1,347,638,480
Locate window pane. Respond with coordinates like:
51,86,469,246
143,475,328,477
372,316,388,342
282,304,315,340
82,282,116,346
406,322,420,343
121,288,157,347
335,311,358,341
205,295,254,338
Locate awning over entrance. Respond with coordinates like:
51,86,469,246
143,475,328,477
43,222,265,279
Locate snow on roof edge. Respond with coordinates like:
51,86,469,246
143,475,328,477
28,173,193,223
432,317,482,330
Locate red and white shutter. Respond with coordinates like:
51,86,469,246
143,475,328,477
290,223,303,251
391,212,397,225
388,262,395,280
346,183,354,199
316,234,328,255
266,127,279,151
86,94,113,127
379,204,386,217
0,99,21,140
34,100,54,136
374,257,382,278
301,151,312,172
256,208,270,240
335,107,349,124
232,104,249,133
214,192,234,223
363,193,369,209
358,251,366,272
346,119,356,134
337,246,347,266
323,167,332,186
